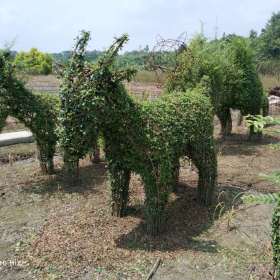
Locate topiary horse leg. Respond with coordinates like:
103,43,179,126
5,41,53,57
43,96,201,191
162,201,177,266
37,145,55,175
47,158,54,174
90,142,101,163
171,158,180,192
262,95,269,117
237,112,243,126
248,126,263,141
217,108,232,137
189,142,217,206
143,166,170,236
0,109,8,132
109,164,131,217
61,148,80,178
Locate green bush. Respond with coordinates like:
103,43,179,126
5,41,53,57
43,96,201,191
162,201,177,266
14,48,53,75
59,32,217,235
0,50,59,173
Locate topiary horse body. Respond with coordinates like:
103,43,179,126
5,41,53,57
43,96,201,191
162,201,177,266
0,51,58,174
102,85,217,235
60,33,217,235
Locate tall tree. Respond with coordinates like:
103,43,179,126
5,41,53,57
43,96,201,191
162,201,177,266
258,12,280,59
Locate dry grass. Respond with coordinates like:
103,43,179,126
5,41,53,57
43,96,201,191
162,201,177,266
260,74,280,92
132,71,166,84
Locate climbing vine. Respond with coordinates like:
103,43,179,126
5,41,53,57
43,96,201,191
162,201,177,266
0,50,59,174
60,32,217,235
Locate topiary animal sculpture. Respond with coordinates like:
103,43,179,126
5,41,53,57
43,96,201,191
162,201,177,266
0,50,59,174
166,35,268,138
60,32,217,235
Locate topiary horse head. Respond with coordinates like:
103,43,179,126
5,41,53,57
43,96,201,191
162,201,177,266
58,31,136,174
60,32,217,235
0,50,59,174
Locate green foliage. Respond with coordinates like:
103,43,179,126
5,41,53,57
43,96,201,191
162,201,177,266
165,35,265,137
52,50,103,64
53,46,152,71
116,47,150,70
258,12,280,59
0,50,59,173
242,193,280,205
14,48,53,75
58,31,136,173
59,32,217,235
261,171,280,185
248,12,280,77
244,115,274,133
57,31,98,172
245,115,280,134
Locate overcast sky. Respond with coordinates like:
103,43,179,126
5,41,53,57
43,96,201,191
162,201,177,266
0,0,279,52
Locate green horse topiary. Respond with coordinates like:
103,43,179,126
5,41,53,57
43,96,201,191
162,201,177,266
60,32,217,235
166,35,268,137
0,50,59,174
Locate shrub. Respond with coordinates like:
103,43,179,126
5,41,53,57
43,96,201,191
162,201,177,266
14,48,53,75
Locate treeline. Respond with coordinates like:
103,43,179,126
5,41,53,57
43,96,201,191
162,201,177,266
249,11,280,76
10,11,280,76
53,45,150,70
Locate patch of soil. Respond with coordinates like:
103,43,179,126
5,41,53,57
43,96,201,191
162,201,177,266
153,203,274,280
0,110,279,279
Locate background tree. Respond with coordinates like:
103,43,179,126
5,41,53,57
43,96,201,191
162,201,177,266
14,48,53,75
258,12,280,59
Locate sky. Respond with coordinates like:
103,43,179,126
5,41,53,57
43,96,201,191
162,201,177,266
0,0,279,53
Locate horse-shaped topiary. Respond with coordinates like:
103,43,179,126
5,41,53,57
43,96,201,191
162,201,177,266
0,50,59,174
59,32,217,235
166,35,268,138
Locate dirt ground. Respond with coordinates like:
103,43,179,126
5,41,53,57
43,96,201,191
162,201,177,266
0,111,280,279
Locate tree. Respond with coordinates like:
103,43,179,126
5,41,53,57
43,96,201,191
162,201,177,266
258,12,280,59
14,48,53,75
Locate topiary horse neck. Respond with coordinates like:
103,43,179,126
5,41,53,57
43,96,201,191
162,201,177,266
0,51,58,174
60,32,217,235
